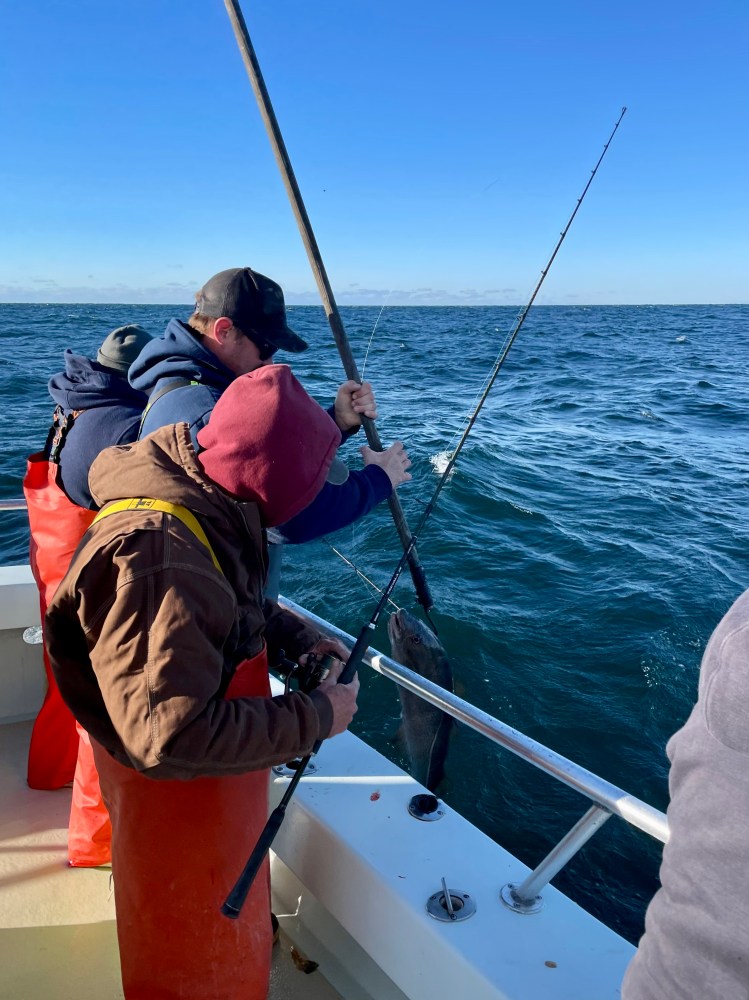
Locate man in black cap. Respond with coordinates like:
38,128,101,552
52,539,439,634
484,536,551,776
129,267,410,596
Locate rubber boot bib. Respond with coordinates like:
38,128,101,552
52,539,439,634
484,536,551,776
67,723,112,866
94,646,273,1000
23,452,96,789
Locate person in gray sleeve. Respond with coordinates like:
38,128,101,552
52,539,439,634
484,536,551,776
622,587,749,1000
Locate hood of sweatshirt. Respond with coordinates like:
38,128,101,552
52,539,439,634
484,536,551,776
48,350,148,412
197,365,341,527
128,318,234,396
90,422,240,527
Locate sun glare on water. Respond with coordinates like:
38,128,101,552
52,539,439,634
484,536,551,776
429,451,455,477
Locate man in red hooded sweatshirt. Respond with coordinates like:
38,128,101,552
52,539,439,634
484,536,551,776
45,364,365,1000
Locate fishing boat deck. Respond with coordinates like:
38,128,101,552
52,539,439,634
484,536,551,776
0,719,344,1000
1,566,640,1000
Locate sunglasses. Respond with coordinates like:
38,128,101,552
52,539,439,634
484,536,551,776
233,324,277,361
242,269,280,361
248,332,278,362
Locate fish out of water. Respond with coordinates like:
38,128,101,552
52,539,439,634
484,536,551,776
387,609,454,792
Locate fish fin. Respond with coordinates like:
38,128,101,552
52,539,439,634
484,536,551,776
423,714,452,792
389,720,407,748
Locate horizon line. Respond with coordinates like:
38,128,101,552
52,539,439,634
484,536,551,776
1,301,746,309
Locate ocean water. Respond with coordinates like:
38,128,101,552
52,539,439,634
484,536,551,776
1,302,748,944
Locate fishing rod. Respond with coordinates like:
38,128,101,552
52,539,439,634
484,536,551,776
223,0,433,613
222,107,627,919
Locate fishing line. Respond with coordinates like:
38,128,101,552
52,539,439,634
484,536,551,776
324,541,403,612
440,296,538,458
324,543,439,637
360,290,394,383
353,105,628,640
222,105,627,919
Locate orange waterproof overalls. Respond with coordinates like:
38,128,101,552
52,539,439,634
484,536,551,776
90,501,272,999
24,407,111,866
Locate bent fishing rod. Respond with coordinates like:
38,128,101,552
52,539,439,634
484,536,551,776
223,0,433,613
222,108,627,920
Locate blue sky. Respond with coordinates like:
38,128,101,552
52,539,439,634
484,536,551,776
2,1,747,305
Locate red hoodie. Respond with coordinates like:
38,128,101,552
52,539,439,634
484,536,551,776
197,363,341,526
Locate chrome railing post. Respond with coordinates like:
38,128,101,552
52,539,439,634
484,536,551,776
500,805,612,914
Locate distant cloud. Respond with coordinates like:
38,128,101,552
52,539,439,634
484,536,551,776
0,280,671,307
282,285,526,306
0,281,195,305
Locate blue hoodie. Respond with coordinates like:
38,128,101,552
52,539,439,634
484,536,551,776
129,319,391,543
47,350,149,509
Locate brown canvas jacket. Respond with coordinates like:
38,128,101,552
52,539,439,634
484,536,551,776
45,422,334,780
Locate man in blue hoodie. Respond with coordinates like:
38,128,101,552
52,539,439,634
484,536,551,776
27,323,153,866
129,267,410,596
48,324,153,508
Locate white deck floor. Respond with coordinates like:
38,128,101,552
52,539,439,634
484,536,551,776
0,719,342,1000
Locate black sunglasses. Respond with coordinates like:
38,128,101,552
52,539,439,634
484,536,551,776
234,324,277,361
241,269,279,361
249,332,278,362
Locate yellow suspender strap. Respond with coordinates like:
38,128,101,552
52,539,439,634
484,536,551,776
91,498,223,575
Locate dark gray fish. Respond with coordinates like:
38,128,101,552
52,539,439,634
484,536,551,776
387,609,454,792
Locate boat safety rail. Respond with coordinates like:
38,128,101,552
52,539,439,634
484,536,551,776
0,499,27,511
280,597,669,843
280,596,669,910
2,495,668,908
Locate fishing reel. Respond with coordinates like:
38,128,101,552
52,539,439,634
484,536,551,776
275,649,336,695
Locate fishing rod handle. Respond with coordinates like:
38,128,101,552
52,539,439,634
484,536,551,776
310,625,373,755
221,803,287,919
222,750,313,918
339,625,373,687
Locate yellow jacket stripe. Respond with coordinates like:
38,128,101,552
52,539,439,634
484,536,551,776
92,498,223,575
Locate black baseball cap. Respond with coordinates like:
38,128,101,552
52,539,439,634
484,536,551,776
195,267,308,353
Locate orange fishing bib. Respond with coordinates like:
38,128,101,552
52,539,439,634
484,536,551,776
23,451,96,789
94,647,273,1000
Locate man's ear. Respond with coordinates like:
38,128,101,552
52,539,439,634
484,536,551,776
212,317,234,345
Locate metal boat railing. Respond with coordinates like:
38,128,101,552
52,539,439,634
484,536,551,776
278,596,669,914
3,496,668,913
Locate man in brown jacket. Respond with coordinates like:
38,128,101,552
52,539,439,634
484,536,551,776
46,364,361,1000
